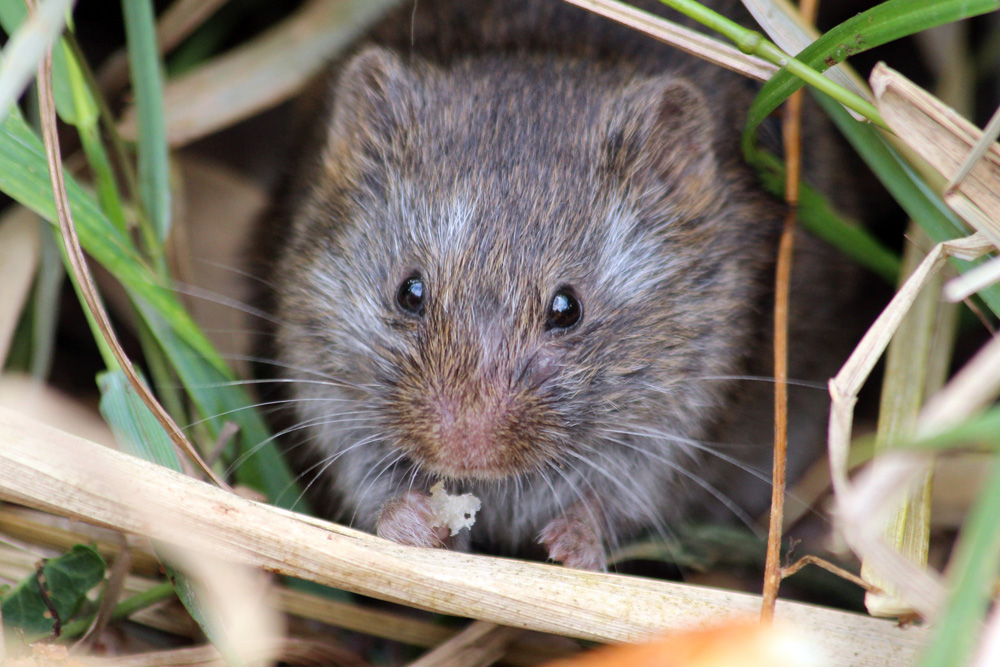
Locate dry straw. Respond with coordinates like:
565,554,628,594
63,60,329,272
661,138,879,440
0,407,925,667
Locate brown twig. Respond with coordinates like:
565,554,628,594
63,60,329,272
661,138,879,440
30,0,229,489
761,0,819,626
407,620,521,667
782,555,884,596
74,537,132,652
35,561,62,638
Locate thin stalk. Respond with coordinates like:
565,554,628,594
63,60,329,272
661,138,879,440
61,582,176,639
62,40,127,234
655,0,885,127
33,31,227,488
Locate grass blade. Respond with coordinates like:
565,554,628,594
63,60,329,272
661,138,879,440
121,0,171,245
0,0,74,122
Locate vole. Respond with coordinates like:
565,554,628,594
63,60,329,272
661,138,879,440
251,0,866,570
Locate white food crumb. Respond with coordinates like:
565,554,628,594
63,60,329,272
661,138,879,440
427,481,481,536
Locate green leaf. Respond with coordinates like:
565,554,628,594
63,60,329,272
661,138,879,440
750,147,900,283
1,545,106,641
132,297,305,511
0,109,299,506
738,0,1000,315
919,456,1000,667
0,108,224,370
98,369,182,471
813,91,1000,315
0,0,78,124
743,0,1000,144
121,0,172,243
902,407,1000,453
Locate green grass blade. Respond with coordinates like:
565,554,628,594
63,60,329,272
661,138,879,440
902,408,1000,453
98,369,182,470
749,148,900,283
918,456,1000,666
814,91,1000,316
30,229,64,379
0,0,74,123
132,296,305,511
743,0,1000,144
0,108,224,369
0,108,299,506
121,0,172,245
62,38,128,233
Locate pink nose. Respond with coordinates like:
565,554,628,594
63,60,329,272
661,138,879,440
431,393,506,476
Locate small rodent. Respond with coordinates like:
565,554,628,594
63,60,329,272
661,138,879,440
252,0,866,570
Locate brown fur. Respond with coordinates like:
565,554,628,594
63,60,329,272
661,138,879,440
251,0,866,568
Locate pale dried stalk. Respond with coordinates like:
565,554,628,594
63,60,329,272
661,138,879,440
948,103,1000,193
98,0,232,94
872,63,1000,249
407,621,520,667
827,233,994,619
119,0,401,147
916,332,1000,435
945,255,1000,303
75,639,356,666
861,228,944,618
0,0,75,121
0,408,925,667
563,0,775,80
0,525,563,665
0,209,41,363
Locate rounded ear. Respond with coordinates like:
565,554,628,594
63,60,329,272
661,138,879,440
324,46,415,161
604,76,719,213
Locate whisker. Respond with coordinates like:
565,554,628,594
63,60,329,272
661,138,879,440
166,279,280,324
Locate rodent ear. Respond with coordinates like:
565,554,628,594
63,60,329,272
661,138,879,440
606,77,719,213
324,46,414,161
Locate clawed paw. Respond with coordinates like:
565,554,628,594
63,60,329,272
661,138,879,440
538,512,606,571
375,492,451,548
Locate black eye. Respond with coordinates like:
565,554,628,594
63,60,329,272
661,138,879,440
546,288,582,330
396,274,426,317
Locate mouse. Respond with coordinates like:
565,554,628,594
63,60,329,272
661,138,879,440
250,0,868,570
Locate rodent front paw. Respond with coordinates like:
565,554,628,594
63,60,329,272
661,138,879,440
538,512,606,571
375,492,451,548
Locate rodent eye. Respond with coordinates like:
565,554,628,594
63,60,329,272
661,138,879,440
396,273,426,317
546,288,582,331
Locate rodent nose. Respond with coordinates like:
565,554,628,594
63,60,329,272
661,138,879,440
434,396,502,472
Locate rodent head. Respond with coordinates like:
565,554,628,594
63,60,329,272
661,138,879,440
270,46,779,485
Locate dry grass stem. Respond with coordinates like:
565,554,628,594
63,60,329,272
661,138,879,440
944,255,1000,303
761,1,814,611
872,63,1000,248
916,332,1000,435
74,536,131,651
98,0,232,95
563,0,775,80
781,555,881,595
118,0,402,147
861,228,944,618
407,621,520,667
33,37,227,489
827,233,992,619
0,0,74,121
0,209,41,363
0,408,926,666
69,639,360,666
948,103,1000,192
